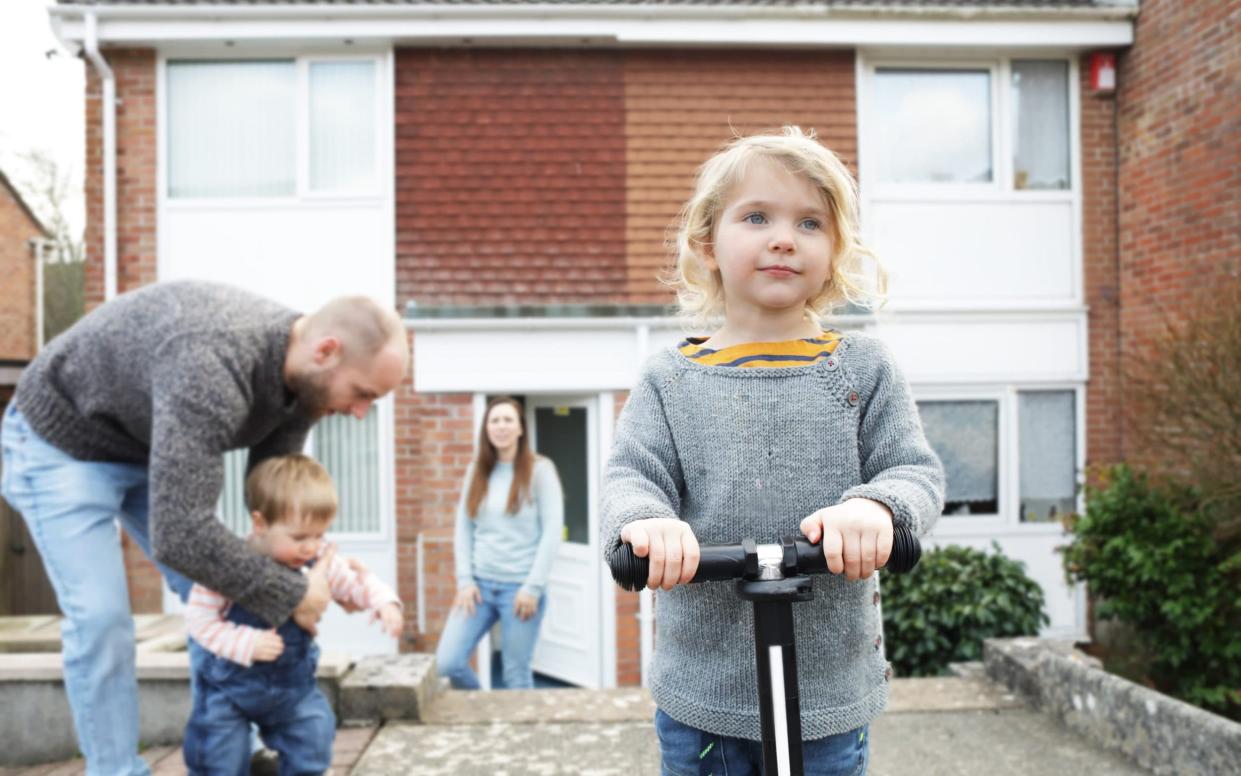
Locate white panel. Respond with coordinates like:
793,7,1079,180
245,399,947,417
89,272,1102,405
870,200,1075,304
161,205,390,311
415,328,644,393
874,314,1086,383
922,531,1084,639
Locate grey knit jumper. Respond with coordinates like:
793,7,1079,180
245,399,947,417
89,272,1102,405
15,281,313,625
601,332,945,740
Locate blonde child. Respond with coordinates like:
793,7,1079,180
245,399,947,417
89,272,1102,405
182,454,402,776
601,126,944,775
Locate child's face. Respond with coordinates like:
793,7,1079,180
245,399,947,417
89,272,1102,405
707,159,833,321
252,510,331,569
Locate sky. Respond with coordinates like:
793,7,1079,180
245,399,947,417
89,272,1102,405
0,0,85,235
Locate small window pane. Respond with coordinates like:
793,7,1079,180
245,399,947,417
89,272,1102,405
217,449,250,536
309,61,377,192
1012,61,1070,190
1019,391,1076,522
314,407,381,534
917,400,999,515
167,60,296,197
875,69,992,184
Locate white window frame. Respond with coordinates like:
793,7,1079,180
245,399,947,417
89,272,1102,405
306,395,395,543
159,50,386,207
859,52,1080,202
916,383,1084,538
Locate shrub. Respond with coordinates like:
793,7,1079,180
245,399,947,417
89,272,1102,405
1062,465,1241,720
882,543,1048,677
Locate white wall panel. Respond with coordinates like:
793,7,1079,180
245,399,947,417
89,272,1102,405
870,199,1077,305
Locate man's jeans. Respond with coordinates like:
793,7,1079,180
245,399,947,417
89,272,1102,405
434,577,547,689
1,405,192,776
655,709,869,776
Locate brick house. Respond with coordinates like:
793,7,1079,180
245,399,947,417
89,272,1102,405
0,169,49,403
45,0,1236,688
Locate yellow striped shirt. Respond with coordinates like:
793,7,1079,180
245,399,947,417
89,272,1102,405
678,330,844,368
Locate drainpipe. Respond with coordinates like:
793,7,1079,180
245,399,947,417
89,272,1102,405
82,13,118,301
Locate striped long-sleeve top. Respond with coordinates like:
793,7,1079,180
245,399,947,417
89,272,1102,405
186,552,401,666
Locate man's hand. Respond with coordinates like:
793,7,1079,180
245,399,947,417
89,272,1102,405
376,602,404,638
620,518,700,591
292,544,337,635
251,630,285,662
799,498,894,581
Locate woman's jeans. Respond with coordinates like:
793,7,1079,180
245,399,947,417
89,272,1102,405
655,709,869,776
434,577,547,689
1,405,192,776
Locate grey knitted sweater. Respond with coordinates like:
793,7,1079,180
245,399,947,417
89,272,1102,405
15,281,313,625
601,332,945,740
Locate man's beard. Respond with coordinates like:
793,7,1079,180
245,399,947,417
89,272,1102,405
287,368,333,419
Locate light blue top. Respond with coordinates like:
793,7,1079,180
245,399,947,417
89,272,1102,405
454,457,564,597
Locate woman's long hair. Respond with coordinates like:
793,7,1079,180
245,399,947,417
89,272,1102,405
466,396,536,517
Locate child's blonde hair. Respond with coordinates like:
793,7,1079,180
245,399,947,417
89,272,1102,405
245,454,338,526
669,126,887,328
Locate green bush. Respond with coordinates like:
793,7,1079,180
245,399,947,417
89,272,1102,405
882,544,1048,677
1062,465,1241,720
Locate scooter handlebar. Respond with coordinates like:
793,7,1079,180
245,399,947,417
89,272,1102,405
607,524,922,593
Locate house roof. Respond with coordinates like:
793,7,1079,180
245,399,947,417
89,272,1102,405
0,169,51,240
55,0,1135,10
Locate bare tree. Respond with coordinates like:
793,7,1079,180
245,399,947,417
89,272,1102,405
12,149,84,343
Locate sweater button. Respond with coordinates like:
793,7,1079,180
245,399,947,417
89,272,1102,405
873,591,880,605
848,391,860,406
825,358,838,370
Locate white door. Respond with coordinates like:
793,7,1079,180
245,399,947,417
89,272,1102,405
527,397,602,688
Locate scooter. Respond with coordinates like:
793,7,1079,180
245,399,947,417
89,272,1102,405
607,525,922,776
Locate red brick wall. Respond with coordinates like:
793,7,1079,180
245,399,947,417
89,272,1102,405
1113,0,1240,461
394,49,628,306
623,50,858,302
84,48,162,611
1079,56,1122,470
0,182,41,361
392,355,476,652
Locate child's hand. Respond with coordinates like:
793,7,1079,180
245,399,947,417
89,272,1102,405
376,602,403,638
453,584,481,617
620,518,700,591
800,498,894,581
513,591,539,621
252,630,285,662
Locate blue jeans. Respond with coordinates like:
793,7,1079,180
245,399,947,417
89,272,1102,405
434,577,547,689
654,709,869,776
184,642,335,776
0,405,193,776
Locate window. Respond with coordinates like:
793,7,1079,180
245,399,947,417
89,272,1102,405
215,406,383,536
917,389,1080,523
870,59,1072,191
1011,61,1071,190
168,60,297,198
167,58,378,199
917,400,999,516
1018,391,1076,522
874,68,993,185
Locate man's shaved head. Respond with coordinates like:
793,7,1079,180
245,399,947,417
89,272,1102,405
303,296,404,363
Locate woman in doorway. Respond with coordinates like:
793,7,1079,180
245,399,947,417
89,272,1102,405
436,396,565,689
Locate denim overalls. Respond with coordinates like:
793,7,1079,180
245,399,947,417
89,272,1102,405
183,599,335,776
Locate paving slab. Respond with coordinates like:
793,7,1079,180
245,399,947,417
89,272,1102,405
353,720,661,776
422,687,655,725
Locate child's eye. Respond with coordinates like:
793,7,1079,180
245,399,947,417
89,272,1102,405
799,218,822,231
743,212,767,225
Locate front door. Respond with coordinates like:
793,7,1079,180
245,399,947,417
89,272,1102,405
527,397,602,688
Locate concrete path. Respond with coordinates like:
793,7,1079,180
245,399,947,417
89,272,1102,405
1,675,1145,775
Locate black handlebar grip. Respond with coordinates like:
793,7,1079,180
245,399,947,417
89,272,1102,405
606,525,922,592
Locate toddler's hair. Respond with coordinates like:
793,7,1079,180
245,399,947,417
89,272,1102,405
669,126,887,328
245,454,338,526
